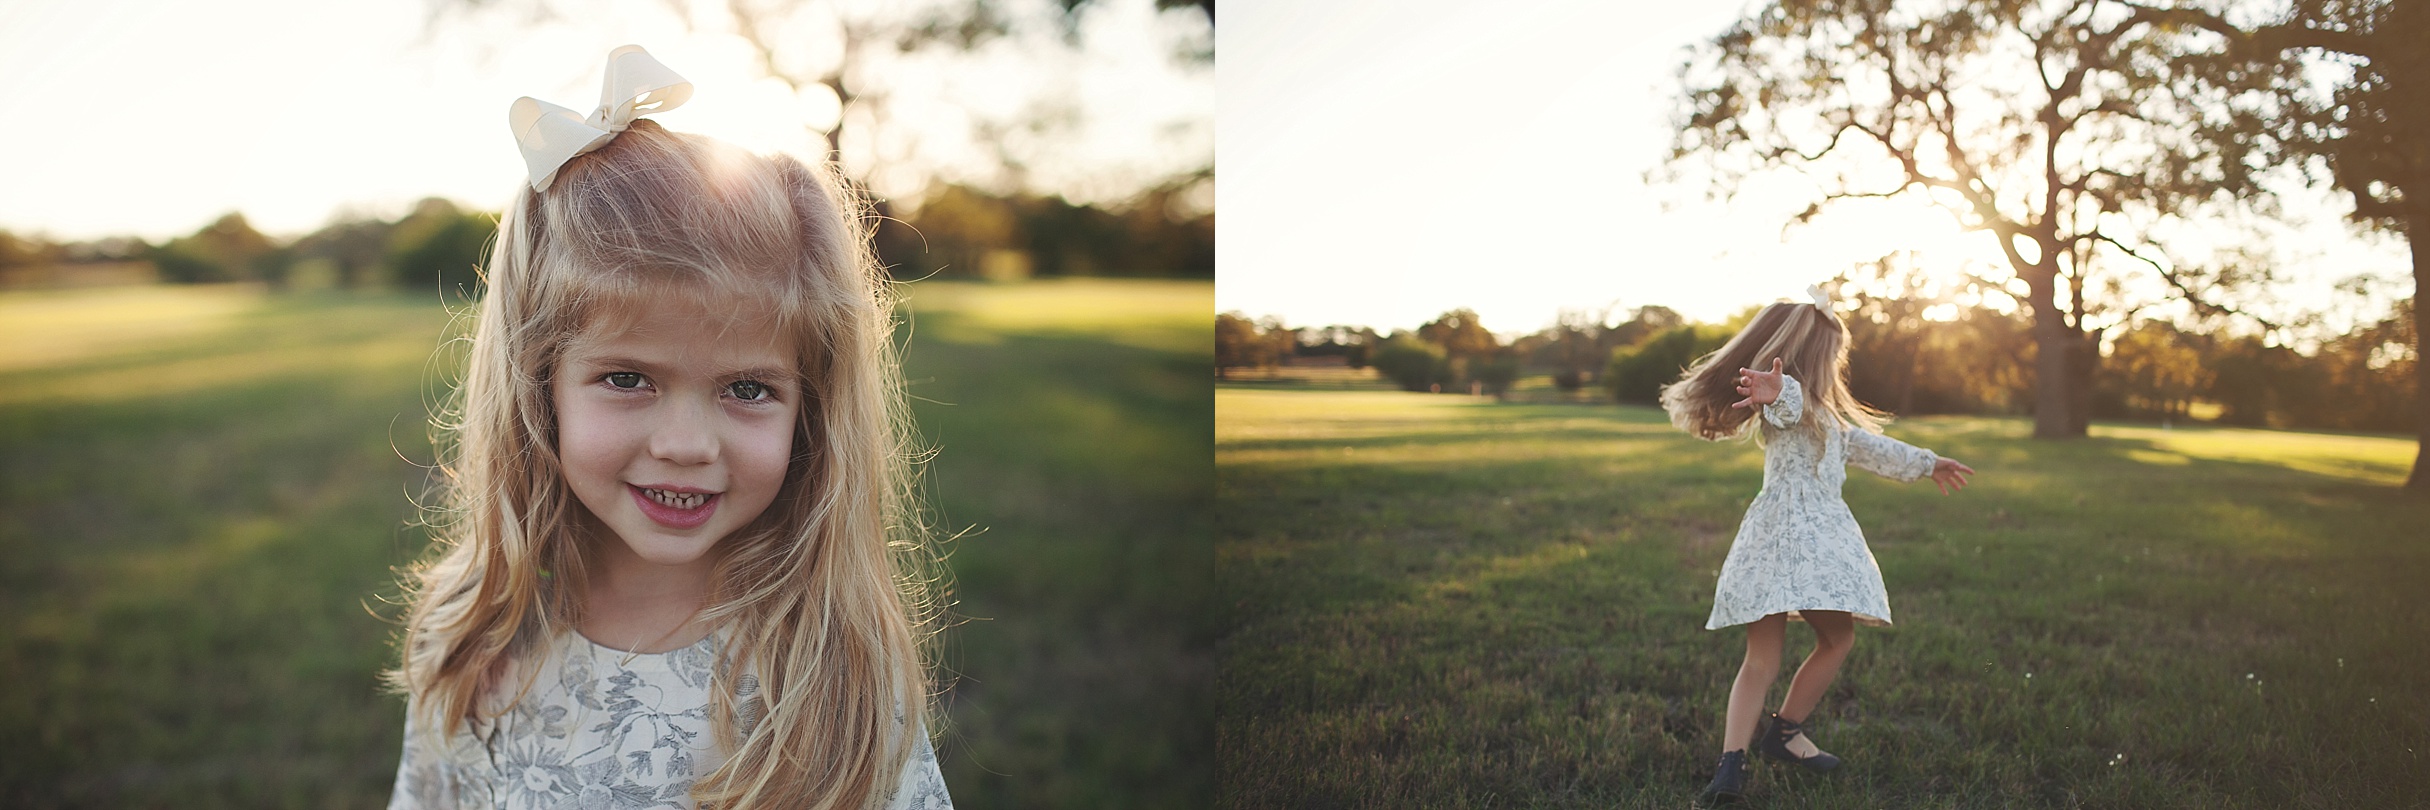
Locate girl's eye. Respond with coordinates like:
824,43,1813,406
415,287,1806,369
604,372,645,390
728,380,773,402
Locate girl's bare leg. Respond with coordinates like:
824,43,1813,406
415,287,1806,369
1721,613,1785,753
1775,610,1856,756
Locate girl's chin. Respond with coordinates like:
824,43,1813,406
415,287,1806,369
590,513,729,566
616,531,725,567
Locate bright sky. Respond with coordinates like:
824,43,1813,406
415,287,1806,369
1216,0,2411,338
0,0,1210,243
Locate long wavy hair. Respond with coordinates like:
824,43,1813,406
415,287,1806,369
390,119,937,810
1659,301,1885,442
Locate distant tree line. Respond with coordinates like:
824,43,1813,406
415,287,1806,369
1217,309,1527,395
0,201,496,297
1215,313,1300,378
1224,284,2418,435
0,182,1212,294
877,178,1213,280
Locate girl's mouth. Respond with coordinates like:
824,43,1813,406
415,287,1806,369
628,484,719,529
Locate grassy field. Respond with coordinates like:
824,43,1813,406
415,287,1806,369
0,279,1211,808
1217,375,2430,808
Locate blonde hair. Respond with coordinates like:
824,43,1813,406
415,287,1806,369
391,119,935,810
1659,301,1884,441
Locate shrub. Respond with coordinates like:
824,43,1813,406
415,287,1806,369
1372,337,1447,392
1471,356,1522,395
391,213,493,298
1607,325,1732,405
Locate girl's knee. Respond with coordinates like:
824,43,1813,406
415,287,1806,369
1806,612,1856,651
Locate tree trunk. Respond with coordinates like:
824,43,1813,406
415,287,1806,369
2408,208,2428,492
1895,339,1917,415
2029,274,2080,439
2067,329,2100,436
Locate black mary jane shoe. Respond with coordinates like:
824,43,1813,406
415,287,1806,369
1758,712,1843,772
1698,749,1751,805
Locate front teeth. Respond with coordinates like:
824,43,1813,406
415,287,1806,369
643,488,708,510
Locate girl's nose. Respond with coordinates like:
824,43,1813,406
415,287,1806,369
648,396,720,465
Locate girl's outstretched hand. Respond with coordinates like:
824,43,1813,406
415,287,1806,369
1930,457,1975,495
1730,358,1785,410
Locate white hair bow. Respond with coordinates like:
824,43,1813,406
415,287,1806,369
1806,284,1832,308
508,45,694,192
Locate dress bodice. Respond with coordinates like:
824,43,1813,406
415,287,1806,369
388,630,951,810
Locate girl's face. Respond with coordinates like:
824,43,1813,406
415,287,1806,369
552,299,799,569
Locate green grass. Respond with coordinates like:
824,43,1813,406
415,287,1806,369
902,279,1213,808
0,279,1211,809
1217,380,2430,808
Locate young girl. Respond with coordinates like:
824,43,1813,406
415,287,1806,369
387,46,950,810
1659,290,1974,805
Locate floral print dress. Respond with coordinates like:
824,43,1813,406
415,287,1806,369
388,631,950,810
1705,374,1939,630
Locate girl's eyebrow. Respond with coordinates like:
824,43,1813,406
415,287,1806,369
565,353,669,373
568,354,801,383
717,364,804,383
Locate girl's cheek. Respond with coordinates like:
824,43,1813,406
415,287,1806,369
730,411,797,491
739,415,796,474
554,398,624,472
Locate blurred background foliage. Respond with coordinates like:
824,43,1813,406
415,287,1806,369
0,176,1211,299
1220,255,2419,436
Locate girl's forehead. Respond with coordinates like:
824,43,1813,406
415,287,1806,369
565,295,799,367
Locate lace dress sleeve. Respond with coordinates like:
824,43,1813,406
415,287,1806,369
1761,374,1805,429
1845,426,1938,482
877,732,953,810
386,706,467,810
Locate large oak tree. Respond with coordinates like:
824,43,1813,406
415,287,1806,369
1670,0,2282,439
2128,0,2427,488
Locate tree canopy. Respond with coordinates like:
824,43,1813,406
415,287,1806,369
1670,0,2298,439
2116,0,2426,488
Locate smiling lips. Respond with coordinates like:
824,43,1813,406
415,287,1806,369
629,484,720,529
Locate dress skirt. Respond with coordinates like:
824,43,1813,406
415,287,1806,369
1703,374,1938,630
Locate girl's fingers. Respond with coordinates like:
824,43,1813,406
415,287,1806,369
1730,397,1753,409
1771,358,1783,373
1931,463,1970,494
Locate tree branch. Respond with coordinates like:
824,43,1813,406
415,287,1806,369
2115,1,2380,62
2088,229,2283,331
